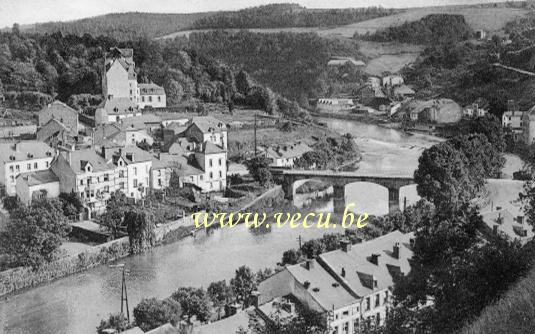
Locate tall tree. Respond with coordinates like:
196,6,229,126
171,287,212,323
230,265,257,307
1,199,71,268
125,208,156,254
133,298,179,332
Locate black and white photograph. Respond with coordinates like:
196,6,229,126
0,0,534,333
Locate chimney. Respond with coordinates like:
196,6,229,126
281,299,295,315
369,253,381,266
518,216,524,224
305,259,315,271
393,242,400,259
341,267,346,278
496,213,503,224
225,303,241,317
340,239,351,252
409,238,415,249
493,225,499,235
13,142,19,152
496,206,502,211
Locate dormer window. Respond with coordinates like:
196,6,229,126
9,155,15,161
86,165,92,172
27,153,34,158
113,107,119,112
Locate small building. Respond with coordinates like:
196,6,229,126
382,75,404,87
393,85,415,100
475,29,487,40
16,169,60,205
317,98,355,112
264,142,313,168
95,96,141,125
0,141,56,196
0,123,36,139
38,101,79,133
504,110,524,141
402,99,462,124
463,103,488,118
138,83,166,109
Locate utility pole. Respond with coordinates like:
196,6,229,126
254,113,257,157
110,263,130,322
297,235,302,250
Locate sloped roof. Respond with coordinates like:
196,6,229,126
202,141,226,154
112,145,153,164
0,141,55,164
16,169,59,186
40,100,78,116
152,153,204,176
286,259,357,310
139,83,166,95
189,116,227,133
145,323,180,334
63,149,115,174
481,209,534,243
319,230,413,298
36,119,71,141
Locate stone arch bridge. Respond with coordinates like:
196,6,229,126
272,169,415,213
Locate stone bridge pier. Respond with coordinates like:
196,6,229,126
279,170,414,214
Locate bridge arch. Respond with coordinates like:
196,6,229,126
345,182,389,216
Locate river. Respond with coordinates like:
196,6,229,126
0,118,440,334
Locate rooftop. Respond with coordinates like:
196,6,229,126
100,97,138,115
40,100,78,116
286,259,357,310
188,116,227,133
319,230,413,297
63,149,115,174
0,141,55,164
139,83,166,96
16,169,59,186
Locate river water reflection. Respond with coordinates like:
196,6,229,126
0,119,439,334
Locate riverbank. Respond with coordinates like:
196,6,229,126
0,217,195,298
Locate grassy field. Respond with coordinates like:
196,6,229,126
158,4,530,40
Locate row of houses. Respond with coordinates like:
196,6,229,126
501,101,535,143
190,230,413,334
1,111,229,217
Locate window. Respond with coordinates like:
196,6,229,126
158,170,161,176
10,175,14,182
158,96,161,102
119,170,124,178
134,167,137,176
158,179,162,186
104,174,109,182
34,162,38,169
46,161,49,168
133,179,138,187
219,171,222,178
375,294,380,307
88,177,92,184
200,175,204,181
9,165,13,172
209,172,213,179
142,96,145,102
209,159,213,167
27,163,31,170
104,186,109,193
219,158,222,166
149,96,152,102
80,179,84,186
119,182,125,189
15,165,19,171
366,297,371,311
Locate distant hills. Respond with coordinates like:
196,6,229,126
20,12,214,40
17,3,399,40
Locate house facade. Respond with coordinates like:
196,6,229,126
95,96,141,125
522,107,535,144
15,169,60,205
264,142,313,168
0,141,56,196
102,48,139,103
51,149,117,216
138,83,167,109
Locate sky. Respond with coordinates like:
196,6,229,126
0,0,513,27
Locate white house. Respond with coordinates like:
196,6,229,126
264,142,313,168
102,48,138,103
138,83,166,109
0,141,56,196
15,170,60,205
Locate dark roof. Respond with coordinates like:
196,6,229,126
17,169,59,186
65,149,115,174
0,141,55,164
202,141,226,154
189,116,227,133
139,83,166,95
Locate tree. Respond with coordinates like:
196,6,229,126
125,208,156,254
281,248,302,265
1,199,71,268
207,280,234,319
133,298,179,332
245,156,273,187
100,191,130,239
171,287,212,323
96,313,130,334
449,133,504,180
300,239,326,259
236,70,252,95
414,142,475,214
58,192,83,218
268,308,327,334
230,265,257,306
468,114,505,152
